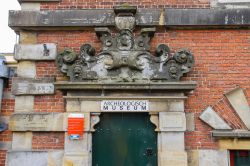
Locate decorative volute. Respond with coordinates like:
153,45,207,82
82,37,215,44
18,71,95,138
56,6,194,82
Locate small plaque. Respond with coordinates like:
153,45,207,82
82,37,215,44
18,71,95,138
101,100,149,112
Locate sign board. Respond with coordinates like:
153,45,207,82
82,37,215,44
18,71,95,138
101,100,149,112
68,114,84,140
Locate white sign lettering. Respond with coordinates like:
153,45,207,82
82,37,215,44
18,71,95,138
101,100,149,112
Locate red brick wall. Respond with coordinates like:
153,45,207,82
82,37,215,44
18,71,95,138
37,29,250,149
32,132,65,150
41,0,210,10
0,151,6,166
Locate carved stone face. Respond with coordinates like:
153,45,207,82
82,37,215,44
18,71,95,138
117,30,134,51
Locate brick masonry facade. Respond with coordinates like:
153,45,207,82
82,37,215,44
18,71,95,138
1,0,250,166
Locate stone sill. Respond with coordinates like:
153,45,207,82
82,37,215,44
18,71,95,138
54,81,197,91
212,130,250,138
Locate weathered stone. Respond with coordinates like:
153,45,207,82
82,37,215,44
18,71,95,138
12,132,32,150
65,133,91,154
198,150,229,166
15,96,34,112
56,25,194,82
6,151,48,166
186,113,195,131
211,0,250,9
15,43,57,61
63,154,90,166
19,31,37,44
55,81,197,91
66,100,81,112
159,151,187,166
48,151,64,166
225,87,250,129
3,91,15,99
12,77,55,95
199,106,231,130
213,130,250,138
158,132,184,151
21,3,40,10
169,100,184,112
0,141,11,150
8,9,250,31
159,112,186,131
17,61,36,78
187,150,199,166
9,113,64,131
81,101,101,112
218,139,250,150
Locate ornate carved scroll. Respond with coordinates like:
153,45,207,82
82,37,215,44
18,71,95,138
56,6,194,82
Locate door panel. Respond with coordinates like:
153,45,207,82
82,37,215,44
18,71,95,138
92,113,157,166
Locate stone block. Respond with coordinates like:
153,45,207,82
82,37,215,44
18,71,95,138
159,151,187,166
15,96,34,112
0,142,11,150
186,113,195,131
3,91,15,99
158,132,184,151
12,77,55,95
187,150,199,166
169,100,184,112
66,100,81,112
159,112,186,131
21,3,40,10
17,61,36,78
15,43,57,61
48,151,64,166
19,31,37,44
65,133,91,154
149,101,169,112
9,113,64,131
81,101,101,112
63,154,91,166
225,87,250,129
198,150,229,166
6,151,48,166
12,132,32,150
218,139,250,150
199,106,231,130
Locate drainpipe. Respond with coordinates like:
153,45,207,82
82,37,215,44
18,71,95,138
0,55,10,132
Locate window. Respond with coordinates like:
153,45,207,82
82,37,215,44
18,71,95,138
230,150,250,166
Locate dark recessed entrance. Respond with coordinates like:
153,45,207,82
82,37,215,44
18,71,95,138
92,113,157,166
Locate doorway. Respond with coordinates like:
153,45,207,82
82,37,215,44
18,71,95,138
92,113,157,166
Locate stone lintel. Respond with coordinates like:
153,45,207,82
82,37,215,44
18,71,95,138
14,43,57,61
9,9,250,31
55,81,197,92
218,139,250,150
213,130,250,138
12,77,55,95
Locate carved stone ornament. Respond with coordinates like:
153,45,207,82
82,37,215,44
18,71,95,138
56,6,194,82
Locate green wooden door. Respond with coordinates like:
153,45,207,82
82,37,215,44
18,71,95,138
92,113,157,166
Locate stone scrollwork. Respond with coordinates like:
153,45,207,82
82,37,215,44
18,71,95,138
56,6,194,82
